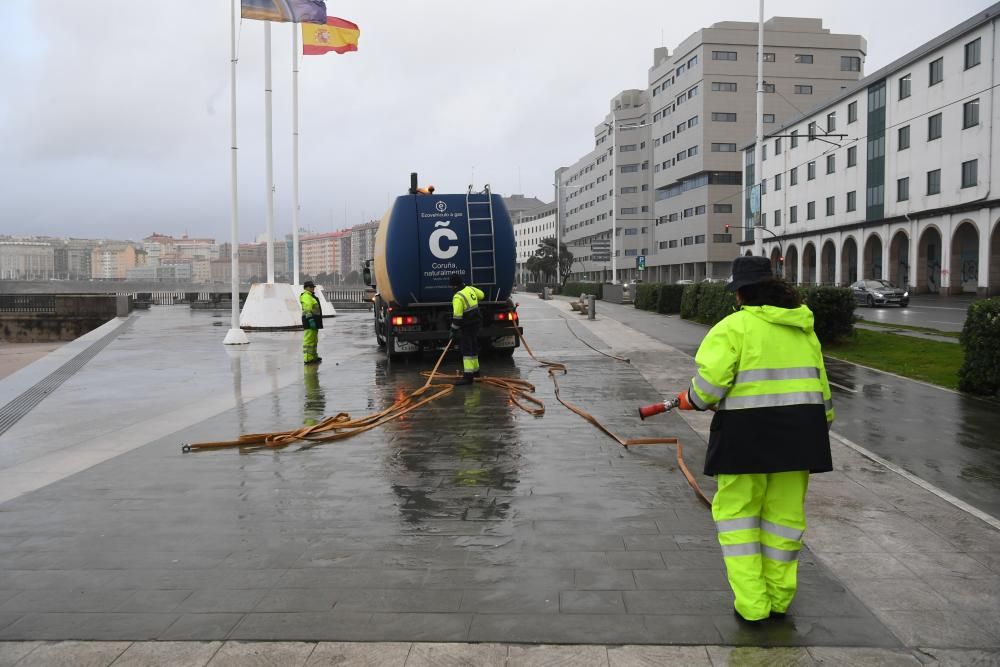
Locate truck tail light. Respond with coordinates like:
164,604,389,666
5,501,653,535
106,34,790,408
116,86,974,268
391,315,419,326
494,311,519,322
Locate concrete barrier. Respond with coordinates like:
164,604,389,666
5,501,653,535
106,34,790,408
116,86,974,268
0,294,133,342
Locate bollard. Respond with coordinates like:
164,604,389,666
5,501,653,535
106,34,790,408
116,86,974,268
588,294,596,320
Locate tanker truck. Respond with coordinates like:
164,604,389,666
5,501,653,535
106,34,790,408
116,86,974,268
364,174,523,358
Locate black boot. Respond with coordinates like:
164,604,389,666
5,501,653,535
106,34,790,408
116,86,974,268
455,373,475,386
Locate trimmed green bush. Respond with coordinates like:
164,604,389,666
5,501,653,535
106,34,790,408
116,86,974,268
695,283,737,324
634,283,662,310
562,282,603,299
799,286,855,344
656,285,686,314
680,284,701,320
958,297,1000,396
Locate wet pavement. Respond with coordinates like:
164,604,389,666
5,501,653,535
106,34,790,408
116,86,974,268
0,303,898,646
855,294,977,333
583,298,1000,520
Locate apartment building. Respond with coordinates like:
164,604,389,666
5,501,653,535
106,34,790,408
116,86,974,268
91,242,138,280
511,200,557,284
349,221,379,275
559,17,866,284
301,231,345,278
745,3,1000,296
0,242,55,280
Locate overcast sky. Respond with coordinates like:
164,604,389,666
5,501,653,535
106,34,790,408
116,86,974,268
0,0,990,242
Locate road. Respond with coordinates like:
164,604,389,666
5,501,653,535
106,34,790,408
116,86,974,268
584,298,1000,519
854,293,977,333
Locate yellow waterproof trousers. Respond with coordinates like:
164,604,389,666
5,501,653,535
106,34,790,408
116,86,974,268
712,471,809,620
303,328,319,363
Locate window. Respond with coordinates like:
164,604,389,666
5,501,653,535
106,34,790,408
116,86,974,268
714,204,733,213
762,52,776,62
898,125,910,150
694,235,706,244
927,169,941,195
847,190,857,212
762,145,768,161
620,186,638,194
619,144,637,152
790,130,799,148
683,208,694,217
774,173,782,191
623,226,638,234
712,82,738,92
868,135,885,160
790,167,798,186
713,233,733,243
807,161,816,180
712,143,737,152
620,164,639,173
848,101,858,123
789,205,798,223
683,237,694,246
827,112,837,132
688,55,698,68
763,83,776,93
964,99,980,129
826,154,836,174
807,201,816,220
676,151,686,162
763,113,775,123
713,51,738,61
687,146,698,157
773,210,782,227
899,74,911,100
808,121,817,140
929,57,943,86
847,145,857,167
962,159,978,188
795,54,814,64
695,205,706,215
775,138,782,155
897,177,909,202
826,196,835,216
712,112,737,122
688,116,698,128
841,55,861,71
760,213,766,226
965,38,981,69
928,113,942,141
669,240,678,248
794,85,813,95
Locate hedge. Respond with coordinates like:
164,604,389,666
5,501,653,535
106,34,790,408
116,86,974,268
657,285,686,314
797,287,856,344
634,283,662,310
562,282,603,299
958,297,1000,396
678,283,855,344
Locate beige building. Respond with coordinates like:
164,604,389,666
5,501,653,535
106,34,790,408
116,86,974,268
301,231,345,279
91,242,138,280
560,17,866,284
349,221,379,276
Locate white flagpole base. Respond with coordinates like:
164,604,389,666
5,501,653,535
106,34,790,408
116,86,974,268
239,282,305,330
314,285,338,318
223,328,250,345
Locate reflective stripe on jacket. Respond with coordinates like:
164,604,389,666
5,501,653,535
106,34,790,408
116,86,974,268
452,285,485,321
692,305,834,476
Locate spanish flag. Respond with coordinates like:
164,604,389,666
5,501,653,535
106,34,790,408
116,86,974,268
302,17,360,55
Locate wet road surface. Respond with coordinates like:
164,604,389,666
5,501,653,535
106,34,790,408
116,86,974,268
0,302,894,645
582,299,1000,520
854,294,977,333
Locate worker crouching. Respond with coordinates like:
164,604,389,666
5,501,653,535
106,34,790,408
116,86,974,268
449,274,484,385
687,256,834,623
300,280,323,365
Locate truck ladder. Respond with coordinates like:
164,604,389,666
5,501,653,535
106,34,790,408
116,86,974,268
465,187,498,288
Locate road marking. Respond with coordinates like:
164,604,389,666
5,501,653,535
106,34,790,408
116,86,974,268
831,432,1000,530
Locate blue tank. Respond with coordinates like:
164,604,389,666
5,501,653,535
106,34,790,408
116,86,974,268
372,190,516,307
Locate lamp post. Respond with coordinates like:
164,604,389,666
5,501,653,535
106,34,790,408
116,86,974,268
603,119,647,284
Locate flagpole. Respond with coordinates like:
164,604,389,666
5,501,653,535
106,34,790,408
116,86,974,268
224,0,248,345
291,24,301,288
264,20,276,284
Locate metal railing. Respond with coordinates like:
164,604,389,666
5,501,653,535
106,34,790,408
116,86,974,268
322,288,370,303
0,295,56,313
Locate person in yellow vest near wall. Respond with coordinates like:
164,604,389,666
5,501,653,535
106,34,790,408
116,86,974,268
300,280,323,365
685,256,834,624
449,274,484,386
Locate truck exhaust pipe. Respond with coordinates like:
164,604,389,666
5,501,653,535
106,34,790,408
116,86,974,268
409,172,418,195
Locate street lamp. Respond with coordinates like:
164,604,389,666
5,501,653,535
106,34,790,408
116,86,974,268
603,119,647,284
554,181,588,287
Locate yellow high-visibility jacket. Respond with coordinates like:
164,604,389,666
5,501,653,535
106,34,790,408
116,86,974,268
452,285,485,328
689,304,833,475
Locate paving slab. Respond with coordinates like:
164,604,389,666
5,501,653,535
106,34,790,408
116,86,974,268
110,641,222,667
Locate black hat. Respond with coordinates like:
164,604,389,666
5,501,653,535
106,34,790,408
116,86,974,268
303,280,316,288
448,274,464,288
725,256,773,292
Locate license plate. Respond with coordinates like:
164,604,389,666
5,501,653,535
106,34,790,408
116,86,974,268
492,336,516,348
393,340,419,352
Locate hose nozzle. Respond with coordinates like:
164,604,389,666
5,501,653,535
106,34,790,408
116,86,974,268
638,397,679,420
